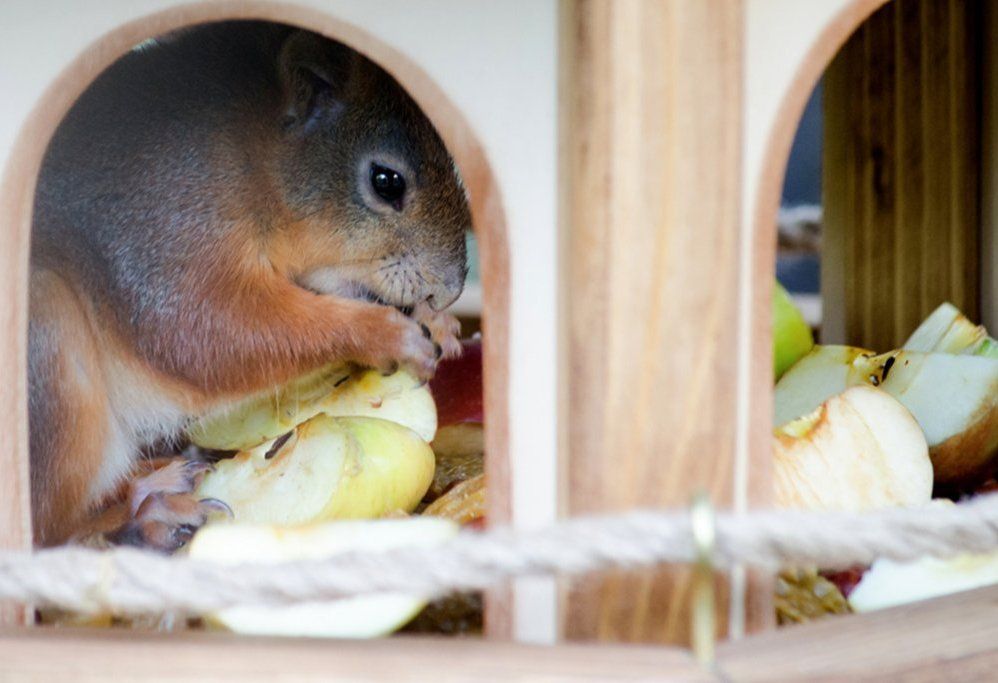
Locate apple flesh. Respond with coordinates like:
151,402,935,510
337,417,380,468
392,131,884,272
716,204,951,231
187,518,458,638
870,351,998,482
774,385,932,511
189,367,437,451
902,302,996,356
849,547,998,613
773,281,815,381
776,346,998,483
773,345,875,427
195,415,436,526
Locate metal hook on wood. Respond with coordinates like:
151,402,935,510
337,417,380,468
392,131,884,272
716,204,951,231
690,491,717,667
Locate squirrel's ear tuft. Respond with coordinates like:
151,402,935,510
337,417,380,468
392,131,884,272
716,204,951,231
278,31,352,130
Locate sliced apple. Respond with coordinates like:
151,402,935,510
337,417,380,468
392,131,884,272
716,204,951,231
773,345,875,427
870,351,998,482
773,281,815,381
774,385,932,511
902,302,994,356
189,367,437,451
849,549,998,613
775,343,998,483
188,518,458,638
195,415,435,525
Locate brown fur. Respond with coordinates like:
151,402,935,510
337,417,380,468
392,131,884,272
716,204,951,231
30,21,469,545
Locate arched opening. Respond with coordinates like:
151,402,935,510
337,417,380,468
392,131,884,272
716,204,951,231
765,0,984,349
0,3,511,635
763,0,998,620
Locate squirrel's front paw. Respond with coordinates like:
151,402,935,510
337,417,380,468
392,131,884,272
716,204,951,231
411,301,462,361
361,307,439,381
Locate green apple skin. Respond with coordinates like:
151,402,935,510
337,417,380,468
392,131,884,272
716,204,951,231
773,281,815,382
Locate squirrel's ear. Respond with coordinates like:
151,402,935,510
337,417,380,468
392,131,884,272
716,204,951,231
278,31,351,129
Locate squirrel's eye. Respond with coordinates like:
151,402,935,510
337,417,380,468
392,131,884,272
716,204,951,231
370,164,406,209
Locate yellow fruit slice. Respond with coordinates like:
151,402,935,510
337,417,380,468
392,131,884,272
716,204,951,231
196,415,435,525
188,518,458,638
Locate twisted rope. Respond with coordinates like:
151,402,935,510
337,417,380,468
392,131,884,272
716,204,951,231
4,495,998,616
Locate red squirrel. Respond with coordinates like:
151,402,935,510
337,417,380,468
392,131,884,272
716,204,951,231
30,21,469,548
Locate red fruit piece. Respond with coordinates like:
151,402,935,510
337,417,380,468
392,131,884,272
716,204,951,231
430,338,483,426
821,566,867,598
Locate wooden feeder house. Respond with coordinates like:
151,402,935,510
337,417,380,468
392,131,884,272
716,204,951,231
0,0,996,679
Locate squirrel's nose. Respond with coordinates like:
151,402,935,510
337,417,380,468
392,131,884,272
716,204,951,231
425,269,465,311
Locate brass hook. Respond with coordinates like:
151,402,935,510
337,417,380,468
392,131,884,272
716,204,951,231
690,491,717,667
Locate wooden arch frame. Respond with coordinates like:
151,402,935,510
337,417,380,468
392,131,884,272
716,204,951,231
750,0,890,292
0,1,511,626
3,0,998,678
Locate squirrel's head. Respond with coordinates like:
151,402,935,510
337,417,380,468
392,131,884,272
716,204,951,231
270,30,469,311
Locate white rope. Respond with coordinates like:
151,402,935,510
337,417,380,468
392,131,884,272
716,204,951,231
4,495,998,616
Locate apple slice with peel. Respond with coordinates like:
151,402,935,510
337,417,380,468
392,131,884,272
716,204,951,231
196,415,435,525
773,345,874,427
189,367,437,451
775,346,998,483
187,518,458,638
870,351,998,482
903,302,996,356
774,385,932,510
773,281,815,381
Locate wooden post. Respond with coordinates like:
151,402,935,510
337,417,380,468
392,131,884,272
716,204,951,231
560,0,772,645
822,0,982,349
0,148,34,627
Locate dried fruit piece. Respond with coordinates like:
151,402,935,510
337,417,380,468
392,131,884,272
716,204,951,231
775,567,851,625
423,474,485,525
426,423,484,502
402,592,483,635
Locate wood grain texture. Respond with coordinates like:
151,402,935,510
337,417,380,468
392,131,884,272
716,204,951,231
0,628,711,682
718,583,998,682
823,0,982,349
0,131,33,628
560,0,771,645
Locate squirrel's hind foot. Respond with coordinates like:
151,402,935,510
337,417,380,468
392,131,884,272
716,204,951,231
77,458,231,553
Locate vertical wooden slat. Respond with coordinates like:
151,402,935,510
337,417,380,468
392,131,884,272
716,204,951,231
0,143,33,627
561,0,770,645
824,0,981,349
894,0,926,343
982,0,998,333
